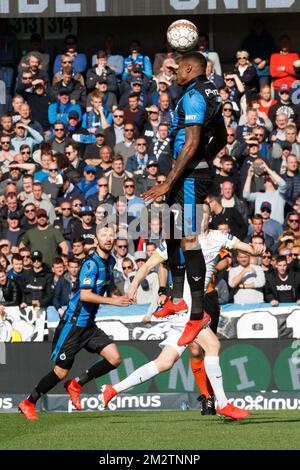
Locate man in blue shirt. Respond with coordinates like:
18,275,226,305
18,225,130,420
143,52,227,346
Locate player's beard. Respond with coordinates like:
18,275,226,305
98,242,113,254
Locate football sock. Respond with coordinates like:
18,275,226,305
204,356,228,409
184,249,206,321
114,361,159,393
190,357,214,399
28,370,61,404
76,359,117,386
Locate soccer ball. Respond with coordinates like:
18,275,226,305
167,19,199,53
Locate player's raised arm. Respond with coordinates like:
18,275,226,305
127,251,164,302
80,289,130,307
233,239,265,257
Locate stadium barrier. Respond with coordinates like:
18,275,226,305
1,339,299,411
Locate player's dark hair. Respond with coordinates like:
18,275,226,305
182,51,207,72
12,254,23,262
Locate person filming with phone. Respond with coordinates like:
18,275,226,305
243,159,287,224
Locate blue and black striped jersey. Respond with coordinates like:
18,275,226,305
170,75,223,169
63,250,116,327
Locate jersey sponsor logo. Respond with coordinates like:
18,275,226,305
276,284,292,291
185,114,198,120
227,233,234,240
59,353,66,361
83,278,92,285
204,88,218,97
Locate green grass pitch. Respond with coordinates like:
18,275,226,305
0,410,300,450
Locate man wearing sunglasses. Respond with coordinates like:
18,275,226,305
269,83,300,129
53,35,87,75
114,124,136,165
20,208,68,268
0,135,17,174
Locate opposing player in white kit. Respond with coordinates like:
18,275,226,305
99,204,264,419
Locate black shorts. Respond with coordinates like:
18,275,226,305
166,171,212,238
51,321,114,369
204,290,220,334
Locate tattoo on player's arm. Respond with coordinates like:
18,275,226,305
166,125,202,188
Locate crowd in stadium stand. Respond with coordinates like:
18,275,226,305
1,20,300,323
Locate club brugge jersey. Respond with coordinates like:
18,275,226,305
170,75,223,171
63,250,116,327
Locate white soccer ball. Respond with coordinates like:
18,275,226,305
167,19,199,53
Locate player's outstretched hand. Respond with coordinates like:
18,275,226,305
253,245,265,256
142,181,170,203
113,295,131,307
127,284,137,303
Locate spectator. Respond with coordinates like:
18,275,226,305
50,256,65,290
198,33,222,76
98,145,113,173
242,19,276,87
226,127,239,157
20,208,68,267
71,237,86,262
0,267,21,307
2,211,23,247
19,247,32,271
260,201,284,239
234,50,258,101
282,154,300,207
228,252,265,304
11,121,43,153
114,238,135,272
258,84,277,116
270,113,289,143
125,137,149,177
23,181,56,223
268,84,300,129
211,155,239,196
51,66,86,108
123,178,145,218
206,59,224,89
82,90,112,140
48,88,81,128
25,78,51,134
86,50,118,93
243,161,287,224
53,35,87,75
105,155,133,198
222,74,244,113
207,194,248,240
149,123,172,176
123,92,147,133
222,101,238,129
51,257,80,318
104,109,125,148
128,251,159,306
86,76,118,113
86,176,114,212
19,33,50,73
157,92,174,126
72,205,96,246
143,105,160,146
123,40,152,80
0,134,17,174
76,165,98,199
42,161,63,205
7,253,23,283
270,35,299,97
278,212,300,247
20,250,53,308
261,249,274,274
246,214,275,252
220,181,248,223
114,123,136,165
53,201,76,243
264,255,300,305
84,128,106,160
236,108,260,142
49,122,68,154
0,113,14,137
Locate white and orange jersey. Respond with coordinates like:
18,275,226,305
155,230,239,291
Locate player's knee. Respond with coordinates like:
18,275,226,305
110,354,122,368
54,366,68,380
156,357,174,372
206,338,221,356
188,342,203,359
